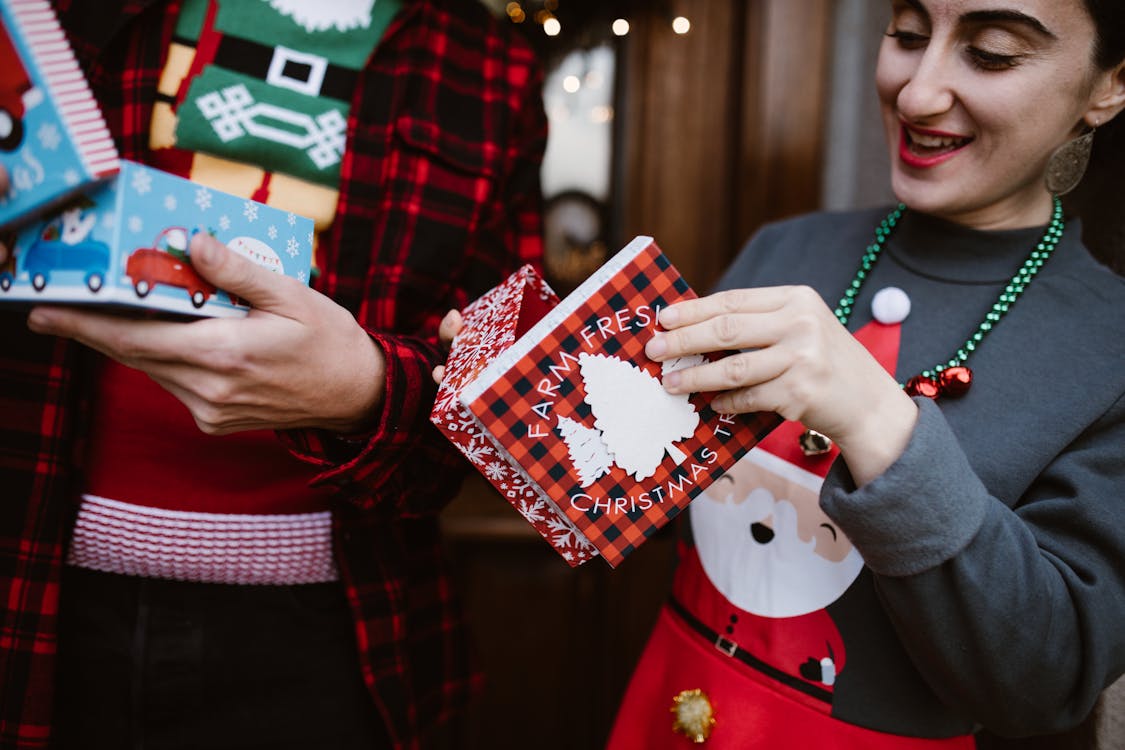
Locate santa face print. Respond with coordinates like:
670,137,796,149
692,450,865,618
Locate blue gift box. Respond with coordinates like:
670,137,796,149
0,0,119,230
0,160,314,317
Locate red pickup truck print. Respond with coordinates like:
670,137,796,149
125,227,216,308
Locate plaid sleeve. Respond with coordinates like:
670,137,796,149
0,324,82,749
278,5,547,515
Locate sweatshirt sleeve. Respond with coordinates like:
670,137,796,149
821,393,1125,736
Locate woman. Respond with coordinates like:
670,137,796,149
606,0,1125,747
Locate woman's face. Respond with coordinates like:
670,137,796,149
876,0,1122,229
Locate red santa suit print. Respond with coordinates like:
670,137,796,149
607,309,975,750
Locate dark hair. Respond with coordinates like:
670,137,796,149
1084,0,1125,70
1067,0,1125,273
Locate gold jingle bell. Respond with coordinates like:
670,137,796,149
799,428,833,457
670,688,715,744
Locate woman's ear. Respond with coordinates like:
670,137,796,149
1085,62,1125,127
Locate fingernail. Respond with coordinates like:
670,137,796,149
658,306,679,327
663,370,681,390
646,334,667,358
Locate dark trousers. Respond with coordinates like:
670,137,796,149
55,567,392,750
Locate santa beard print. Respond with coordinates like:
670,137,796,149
265,0,375,32
691,483,865,618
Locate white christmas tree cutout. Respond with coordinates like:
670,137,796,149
557,353,703,484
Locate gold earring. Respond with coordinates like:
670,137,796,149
1045,125,1096,196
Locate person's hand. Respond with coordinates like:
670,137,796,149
644,285,918,485
27,232,385,436
431,309,464,384
0,165,9,265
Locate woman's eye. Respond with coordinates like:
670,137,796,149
968,47,1021,71
886,29,929,49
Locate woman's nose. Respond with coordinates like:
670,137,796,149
896,47,957,121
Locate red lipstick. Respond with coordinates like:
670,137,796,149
898,123,972,169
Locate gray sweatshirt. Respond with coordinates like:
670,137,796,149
714,208,1125,738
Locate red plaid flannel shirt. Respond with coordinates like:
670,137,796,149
0,1,546,747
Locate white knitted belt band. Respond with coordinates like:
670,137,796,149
67,494,339,585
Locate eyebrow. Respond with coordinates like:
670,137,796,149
961,9,1057,39
901,0,1058,40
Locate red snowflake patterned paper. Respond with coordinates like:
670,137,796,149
432,266,598,567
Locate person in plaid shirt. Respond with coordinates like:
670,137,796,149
0,0,545,748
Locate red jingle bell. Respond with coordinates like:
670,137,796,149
938,366,973,397
905,375,941,399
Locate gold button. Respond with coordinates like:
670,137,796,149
670,688,715,743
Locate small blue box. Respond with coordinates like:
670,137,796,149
0,160,314,317
0,0,120,230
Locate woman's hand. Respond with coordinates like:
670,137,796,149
27,232,385,436
645,285,918,485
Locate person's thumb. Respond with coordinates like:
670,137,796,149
189,232,292,313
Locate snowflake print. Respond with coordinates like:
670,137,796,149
63,169,80,186
286,237,300,257
164,194,177,211
501,475,533,499
546,516,595,553
307,231,314,245
219,215,231,231
433,382,463,417
37,123,61,150
131,169,152,195
242,201,258,222
484,462,508,481
297,270,307,282
128,216,143,234
514,497,547,525
460,438,495,466
195,187,213,211
287,212,297,227
268,225,278,240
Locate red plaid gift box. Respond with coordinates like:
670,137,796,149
432,237,781,567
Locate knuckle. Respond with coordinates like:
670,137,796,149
720,354,752,386
791,285,822,306
192,410,223,435
718,290,745,314
195,378,236,408
713,315,743,347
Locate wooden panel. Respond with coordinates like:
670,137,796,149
616,0,744,292
736,0,834,247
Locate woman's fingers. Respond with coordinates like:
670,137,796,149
656,286,796,330
662,346,789,397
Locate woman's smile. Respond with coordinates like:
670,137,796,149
899,122,974,167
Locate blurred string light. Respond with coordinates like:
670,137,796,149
500,2,690,39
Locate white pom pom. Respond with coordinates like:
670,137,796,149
871,286,911,325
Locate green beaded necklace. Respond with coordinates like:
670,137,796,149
833,195,1067,399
